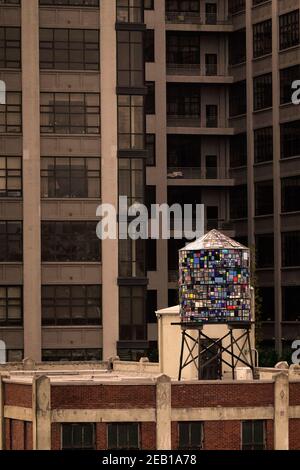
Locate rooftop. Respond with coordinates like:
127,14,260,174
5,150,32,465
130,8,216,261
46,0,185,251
180,229,248,251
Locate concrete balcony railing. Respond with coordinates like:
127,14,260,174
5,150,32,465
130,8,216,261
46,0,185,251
165,12,232,25
167,167,231,180
167,115,229,128
166,63,228,77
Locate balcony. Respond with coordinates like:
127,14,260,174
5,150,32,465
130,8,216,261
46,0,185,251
167,167,235,186
166,63,233,83
166,115,234,135
165,12,231,26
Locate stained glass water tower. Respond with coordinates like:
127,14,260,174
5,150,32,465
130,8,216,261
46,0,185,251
174,230,254,380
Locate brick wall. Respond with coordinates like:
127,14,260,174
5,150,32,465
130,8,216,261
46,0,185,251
25,422,33,450
51,423,61,451
140,423,156,450
171,383,274,408
51,385,156,409
5,419,10,450
289,419,300,450
289,383,300,406
266,420,274,450
10,420,25,450
96,423,106,450
4,383,32,408
204,421,240,450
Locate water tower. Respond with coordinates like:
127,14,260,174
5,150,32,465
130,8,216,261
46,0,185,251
174,230,254,380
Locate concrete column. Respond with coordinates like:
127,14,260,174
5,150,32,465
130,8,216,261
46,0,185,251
100,0,119,359
0,375,4,450
272,0,282,356
156,374,171,450
21,0,41,361
245,1,255,247
274,372,289,450
32,375,51,450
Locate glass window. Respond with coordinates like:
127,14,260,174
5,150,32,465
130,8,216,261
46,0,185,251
62,423,96,450
253,73,272,111
178,422,203,450
119,238,145,278
281,120,300,159
40,28,99,70
117,0,143,23
255,234,274,268
230,185,247,219
119,157,144,205
282,231,300,267
0,286,22,326
253,20,272,58
40,92,100,134
0,221,22,261
41,221,101,262
42,349,102,361
282,176,300,213
118,95,144,150
108,423,140,450
119,286,146,341
40,0,99,5
255,181,273,216
242,421,266,450
117,30,144,87
280,65,300,104
279,10,299,50
42,285,102,326
0,27,21,68
254,127,273,163
229,81,246,117
41,157,100,198
0,156,22,197
0,92,22,133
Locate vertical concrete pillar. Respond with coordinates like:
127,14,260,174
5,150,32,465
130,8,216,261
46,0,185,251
274,372,289,450
156,374,171,450
0,375,4,450
32,375,51,450
272,0,282,356
21,0,41,361
245,1,255,248
100,0,119,359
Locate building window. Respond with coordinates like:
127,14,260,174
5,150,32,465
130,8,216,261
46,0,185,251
40,29,99,70
117,31,144,87
229,80,246,117
41,222,101,262
144,0,154,10
178,422,203,450
145,81,155,115
0,27,21,68
166,32,200,65
282,231,300,267
146,289,157,323
0,221,22,261
146,134,156,166
255,181,273,216
253,73,272,111
167,135,201,168
229,29,246,65
279,10,300,50
206,105,218,128
108,423,140,450
167,84,200,118
282,176,300,213
260,287,274,322
42,285,102,326
0,92,22,133
283,286,300,321
118,95,144,150
0,286,22,326
280,65,300,104
255,234,274,268
42,349,102,362
41,157,101,198
254,127,273,163
144,29,154,62
119,286,146,341
119,158,144,205
146,239,157,272
228,0,245,15
119,239,145,278
230,133,247,168
281,120,300,159
230,185,247,219
242,421,266,450
166,0,200,14
117,0,143,23
253,20,272,58
0,156,22,197
40,92,100,134
40,1,99,5
62,424,96,450
205,53,217,75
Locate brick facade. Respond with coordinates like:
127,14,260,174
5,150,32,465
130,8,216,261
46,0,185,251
4,384,32,408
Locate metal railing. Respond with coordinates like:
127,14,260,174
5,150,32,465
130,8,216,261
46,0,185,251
165,12,232,25
166,63,227,77
167,167,231,179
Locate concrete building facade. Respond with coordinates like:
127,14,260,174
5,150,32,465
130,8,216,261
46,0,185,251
0,1,299,363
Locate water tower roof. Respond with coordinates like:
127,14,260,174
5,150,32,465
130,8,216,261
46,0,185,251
180,229,248,251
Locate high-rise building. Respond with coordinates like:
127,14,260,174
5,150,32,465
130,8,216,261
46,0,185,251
0,0,299,362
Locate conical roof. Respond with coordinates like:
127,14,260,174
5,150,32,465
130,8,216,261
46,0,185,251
179,229,248,251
